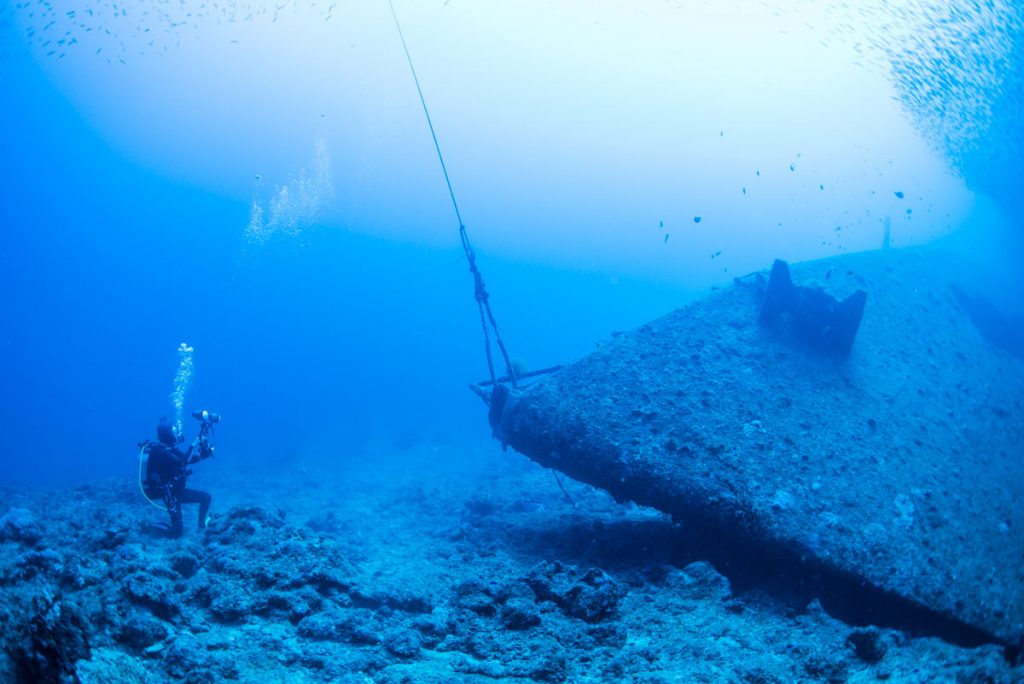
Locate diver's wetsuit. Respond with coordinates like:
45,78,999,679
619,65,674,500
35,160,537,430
144,443,211,538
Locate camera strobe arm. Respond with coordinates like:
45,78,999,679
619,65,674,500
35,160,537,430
189,420,216,463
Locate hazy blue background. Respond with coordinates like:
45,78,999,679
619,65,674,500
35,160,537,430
0,0,1020,487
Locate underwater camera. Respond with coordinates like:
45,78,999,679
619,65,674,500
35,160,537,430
192,409,221,425
191,409,219,460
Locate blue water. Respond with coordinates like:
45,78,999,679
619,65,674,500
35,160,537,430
0,49,685,486
0,1,1021,488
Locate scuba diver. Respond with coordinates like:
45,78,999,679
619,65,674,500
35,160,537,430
138,411,218,538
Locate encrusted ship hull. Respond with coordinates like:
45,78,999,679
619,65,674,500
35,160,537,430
493,248,1024,645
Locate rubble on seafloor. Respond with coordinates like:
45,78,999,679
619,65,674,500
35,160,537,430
0,446,1019,683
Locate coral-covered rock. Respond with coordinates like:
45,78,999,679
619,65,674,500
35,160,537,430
383,628,422,659
499,597,541,630
169,549,201,578
267,586,323,623
453,579,499,616
353,585,433,613
74,647,151,684
16,548,63,580
410,615,448,647
94,522,131,550
121,571,180,621
162,633,212,681
296,606,380,645
665,561,732,601
0,507,43,545
525,562,625,623
208,588,262,623
847,627,887,664
8,592,90,683
0,443,1019,683
114,613,170,651
562,568,624,623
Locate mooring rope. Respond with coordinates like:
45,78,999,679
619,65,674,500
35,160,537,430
387,0,517,389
